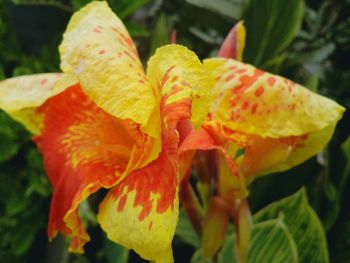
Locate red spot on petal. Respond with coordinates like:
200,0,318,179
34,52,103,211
207,112,212,120
236,69,247,74
98,50,105,55
225,74,235,82
254,86,265,97
233,69,264,94
170,76,179,82
267,77,276,86
40,79,47,85
251,103,258,114
241,101,249,110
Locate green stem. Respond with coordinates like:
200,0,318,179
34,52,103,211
179,181,203,236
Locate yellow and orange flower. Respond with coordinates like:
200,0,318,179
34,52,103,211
0,2,345,262
180,21,345,203
0,2,214,262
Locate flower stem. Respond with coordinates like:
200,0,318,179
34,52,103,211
233,199,252,263
179,181,203,236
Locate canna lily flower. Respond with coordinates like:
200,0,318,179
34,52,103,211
179,21,345,258
180,21,345,201
0,2,213,262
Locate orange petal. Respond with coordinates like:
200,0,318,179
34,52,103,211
98,134,179,262
179,127,248,199
34,84,153,252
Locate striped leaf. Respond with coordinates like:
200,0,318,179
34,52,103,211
190,219,298,263
242,0,304,68
219,219,298,263
254,188,329,263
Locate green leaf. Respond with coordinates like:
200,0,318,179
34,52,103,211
0,136,19,162
190,249,212,263
109,0,150,19
25,148,51,197
339,136,350,205
71,0,92,10
342,135,350,161
242,0,304,67
104,236,129,263
185,0,243,20
254,188,329,263
219,219,298,263
149,12,169,57
175,208,200,248
247,219,298,263
330,220,350,263
10,223,37,256
0,65,4,80
190,219,298,263
125,21,149,38
6,189,30,216
0,112,21,162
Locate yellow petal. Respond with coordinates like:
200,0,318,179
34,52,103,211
204,58,345,138
241,123,337,178
147,44,214,128
0,73,77,134
98,149,178,263
59,1,156,135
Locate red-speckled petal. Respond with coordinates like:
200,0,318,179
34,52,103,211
60,1,156,135
96,45,210,261
204,58,344,138
0,73,77,134
34,84,154,252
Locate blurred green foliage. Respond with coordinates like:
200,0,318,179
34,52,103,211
0,0,349,262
